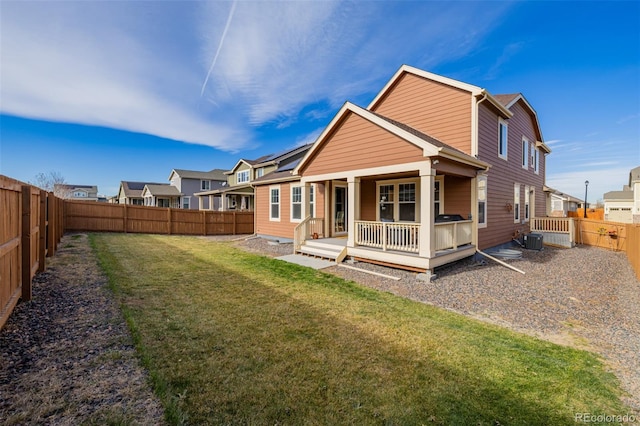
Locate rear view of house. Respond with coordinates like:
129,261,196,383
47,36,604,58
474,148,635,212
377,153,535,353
274,65,551,273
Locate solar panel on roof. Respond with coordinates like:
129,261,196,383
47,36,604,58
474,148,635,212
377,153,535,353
277,157,301,172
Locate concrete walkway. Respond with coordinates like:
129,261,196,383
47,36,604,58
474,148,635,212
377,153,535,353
275,254,335,270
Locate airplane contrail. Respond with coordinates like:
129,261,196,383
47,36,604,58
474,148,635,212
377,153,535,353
200,0,237,97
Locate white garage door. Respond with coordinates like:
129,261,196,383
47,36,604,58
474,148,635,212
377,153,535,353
607,207,632,223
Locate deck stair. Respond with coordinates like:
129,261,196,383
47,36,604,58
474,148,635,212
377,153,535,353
298,239,347,263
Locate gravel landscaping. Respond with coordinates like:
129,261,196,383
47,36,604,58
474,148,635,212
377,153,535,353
1,233,638,423
234,236,640,412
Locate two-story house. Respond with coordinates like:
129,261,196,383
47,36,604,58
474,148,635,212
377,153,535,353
267,65,550,273
168,168,227,210
195,144,312,212
117,181,166,205
53,184,99,201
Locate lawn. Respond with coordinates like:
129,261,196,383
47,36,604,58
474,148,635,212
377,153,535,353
91,233,629,425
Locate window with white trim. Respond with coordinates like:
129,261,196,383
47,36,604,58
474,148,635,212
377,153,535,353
158,198,170,208
434,177,444,215
498,119,508,160
201,180,211,191
269,186,280,221
398,183,416,221
309,185,315,218
530,141,535,167
291,186,302,221
514,184,521,223
237,170,250,184
524,186,530,222
477,175,487,228
256,168,264,178
522,137,528,169
182,196,190,209
376,179,419,222
534,148,540,174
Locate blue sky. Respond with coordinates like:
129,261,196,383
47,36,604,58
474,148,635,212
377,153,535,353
1,1,638,202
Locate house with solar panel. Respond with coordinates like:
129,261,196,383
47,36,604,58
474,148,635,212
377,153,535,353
195,144,313,214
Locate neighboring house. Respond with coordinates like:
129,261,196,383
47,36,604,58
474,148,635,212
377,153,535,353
257,65,550,273
141,184,182,208
168,168,227,210
117,181,166,205
54,184,99,201
603,166,640,223
195,144,312,212
544,186,582,217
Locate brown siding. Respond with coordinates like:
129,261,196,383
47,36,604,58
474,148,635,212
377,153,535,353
371,73,472,154
360,179,377,221
443,176,471,219
477,101,547,249
302,112,425,176
255,182,326,240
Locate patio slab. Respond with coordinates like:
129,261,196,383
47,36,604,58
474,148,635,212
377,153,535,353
275,254,336,270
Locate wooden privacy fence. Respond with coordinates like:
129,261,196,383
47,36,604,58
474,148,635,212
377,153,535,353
64,201,254,236
1,175,64,329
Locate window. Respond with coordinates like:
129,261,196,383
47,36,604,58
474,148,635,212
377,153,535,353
158,198,170,208
530,141,535,167
270,186,280,221
201,180,211,191
291,186,302,221
434,178,443,215
256,168,264,178
477,176,487,228
522,137,528,169
182,196,190,209
524,186,530,222
237,170,250,184
132,198,144,206
534,148,540,174
377,179,419,222
378,184,394,221
398,183,416,221
73,191,86,198
309,185,315,218
498,119,508,160
514,184,520,223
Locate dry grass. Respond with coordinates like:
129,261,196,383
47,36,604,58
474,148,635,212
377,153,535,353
89,233,635,425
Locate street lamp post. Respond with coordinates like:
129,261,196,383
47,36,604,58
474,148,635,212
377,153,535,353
584,180,589,218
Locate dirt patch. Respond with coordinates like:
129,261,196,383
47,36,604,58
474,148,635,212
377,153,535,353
0,234,165,425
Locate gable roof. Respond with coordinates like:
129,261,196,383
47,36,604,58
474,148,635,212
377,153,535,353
368,64,513,119
295,101,490,175
604,190,634,201
493,93,550,153
169,168,228,181
119,181,166,198
142,184,182,197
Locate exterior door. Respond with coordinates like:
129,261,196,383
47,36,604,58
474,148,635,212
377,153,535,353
334,185,347,235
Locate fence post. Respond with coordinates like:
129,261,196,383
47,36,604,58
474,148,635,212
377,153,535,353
123,203,128,233
21,186,32,302
38,190,46,273
202,210,207,236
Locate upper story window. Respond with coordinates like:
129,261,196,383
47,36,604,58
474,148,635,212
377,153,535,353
256,168,264,178
237,170,250,184
73,191,87,198
534,147,540,174
498,119,508,160
522,137,529,169
201,180,211,191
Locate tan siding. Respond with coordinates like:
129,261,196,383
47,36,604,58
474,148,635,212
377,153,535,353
443,176,471,218
477,101,547,249
255,182,326,240
303,113,424,176
371,73,472,154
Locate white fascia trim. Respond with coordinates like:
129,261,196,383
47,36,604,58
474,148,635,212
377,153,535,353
536,140,552,154
367,65,483,109
481,90,514,119
167,169,178,181
224,159,253,175
301,161,431,183
438,148,491,170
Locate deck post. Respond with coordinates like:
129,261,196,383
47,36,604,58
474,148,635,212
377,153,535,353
419,164,435,259
346,177,360,248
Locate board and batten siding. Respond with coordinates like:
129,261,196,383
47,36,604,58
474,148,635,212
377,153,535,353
302,112,425,176
369,73,473,154
254,181,325,240
477,101,546,250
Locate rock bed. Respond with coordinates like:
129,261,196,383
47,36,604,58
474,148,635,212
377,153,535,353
0,234,165,425
235,237,640,411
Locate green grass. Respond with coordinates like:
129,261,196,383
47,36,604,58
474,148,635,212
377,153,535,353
90,233,629,425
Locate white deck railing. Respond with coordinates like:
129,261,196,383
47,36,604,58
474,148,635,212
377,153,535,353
530,217,575,247
355,221,421,253
434,220,473,251
293,216,324,252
